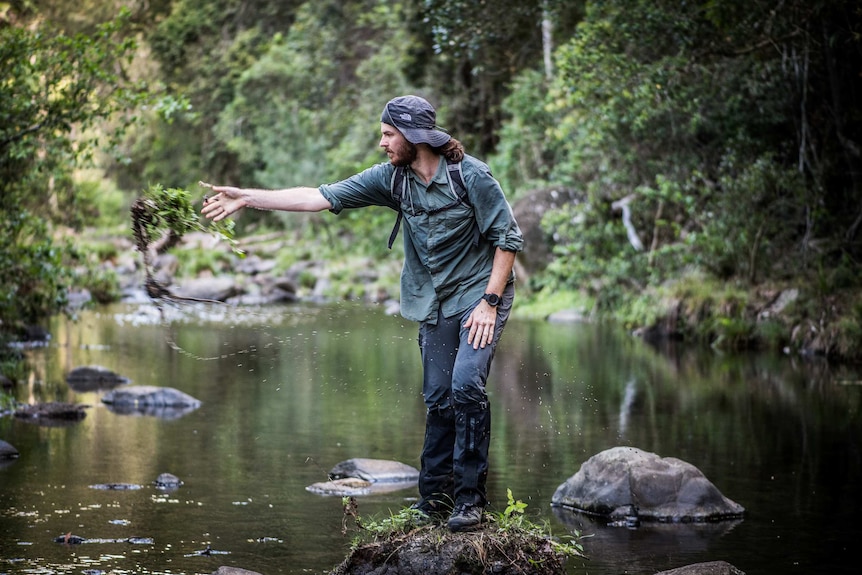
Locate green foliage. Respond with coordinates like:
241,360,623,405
488,490,584,560
75,266,122,305
134,183,242,256
0,9,148,331
539,200,649,312
503,488,527,519
0,213,72,330
694,153,809,282
344,490,584,562
213,1,417,184
0,390,18,414
489,69,557,198
510,289,591,321
506,0,862,316
421,0,585,156
4,0,861,358
350,505,427,542
75,178,131,230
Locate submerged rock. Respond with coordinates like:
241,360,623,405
53,534,153,545
306,477,373,496
89,483,144,490
211,568,264,575
14,402,89,424
153,473,183,489
101,385,201,419
655,561,746,575
307,458,419,496
66,365,131,392
329,458,419,483
54,534,87,545
552,446,745,524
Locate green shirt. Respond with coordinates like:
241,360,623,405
319,154,523,323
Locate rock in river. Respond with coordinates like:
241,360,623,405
101,385,201,419
551,446,745,524
66,365,130,392
306,458,419,496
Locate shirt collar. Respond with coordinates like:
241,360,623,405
406,157,448,185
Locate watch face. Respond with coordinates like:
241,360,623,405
484,293,500,306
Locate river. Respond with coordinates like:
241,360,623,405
1,302,860,574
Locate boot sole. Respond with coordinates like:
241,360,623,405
447,519,483,532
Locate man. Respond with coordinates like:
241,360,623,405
202,95,523,532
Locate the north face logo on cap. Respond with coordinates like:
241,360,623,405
399,113,412,122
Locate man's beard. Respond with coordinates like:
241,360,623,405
390,141,418,167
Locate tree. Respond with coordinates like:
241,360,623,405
523,0,861,304
418,0,585,156
0,10,143,331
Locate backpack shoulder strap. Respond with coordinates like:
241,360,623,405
387,159,471,250
388,166,406,249
445,159,468,204
446,158,480,247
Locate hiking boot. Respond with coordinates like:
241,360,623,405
447,503,483,532
409,498,450,524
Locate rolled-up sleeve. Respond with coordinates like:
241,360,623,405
466,163,524,253
319,162,397,214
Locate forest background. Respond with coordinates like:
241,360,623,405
2,0,861,373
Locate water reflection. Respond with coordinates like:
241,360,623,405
0,303,859,574
554,510,744,573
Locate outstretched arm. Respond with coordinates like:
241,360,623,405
200,182,333,222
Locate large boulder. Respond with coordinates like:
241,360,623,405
552,446,744,523
511,186,582,277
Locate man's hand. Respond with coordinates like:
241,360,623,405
200,182,246,222
464,301,498,349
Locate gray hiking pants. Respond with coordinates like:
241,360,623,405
416,283,514,507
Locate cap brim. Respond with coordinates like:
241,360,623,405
400,127,451,147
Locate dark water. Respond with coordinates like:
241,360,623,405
1,302,860,574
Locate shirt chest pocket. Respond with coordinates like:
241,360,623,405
400,185,479,246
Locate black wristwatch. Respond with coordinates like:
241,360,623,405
482,293,501,307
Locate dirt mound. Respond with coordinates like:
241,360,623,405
331,524,573,575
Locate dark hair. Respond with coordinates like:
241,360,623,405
436,138,464,163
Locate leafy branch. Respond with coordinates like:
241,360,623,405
130,183,244,304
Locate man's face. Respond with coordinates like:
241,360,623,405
380,123,417,167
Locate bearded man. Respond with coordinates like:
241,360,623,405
202,95,523,532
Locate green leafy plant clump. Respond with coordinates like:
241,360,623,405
130,183,244,303
131,183,242,257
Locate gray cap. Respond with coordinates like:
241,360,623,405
380,95,451,147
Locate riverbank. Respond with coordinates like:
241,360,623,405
50,226,861,367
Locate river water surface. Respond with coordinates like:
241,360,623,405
1,302,860,574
